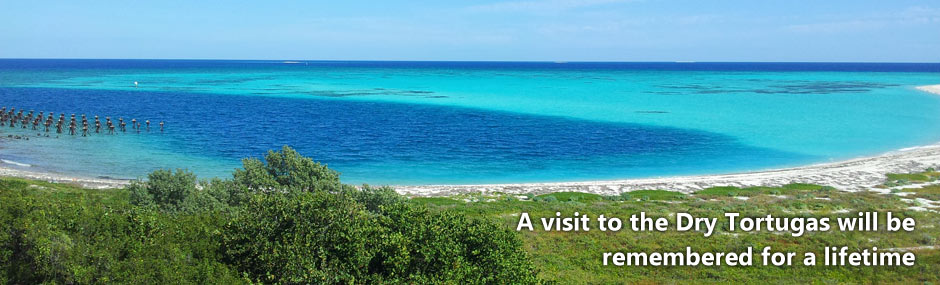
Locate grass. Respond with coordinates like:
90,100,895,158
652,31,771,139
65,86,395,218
902,184,940,201
694,183,834,199
782,183,830,191
881,168,940,201
410,196,464,206
0,176,129,204
417,183,940,284
883,169,940,187
622,189,687,201
695,186,748,197
886,173,932,182
4,172,940,284
535,191,603,202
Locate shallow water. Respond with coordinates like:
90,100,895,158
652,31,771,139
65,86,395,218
1,60,939,184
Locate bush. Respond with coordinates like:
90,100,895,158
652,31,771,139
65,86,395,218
342,184,406,213
219,146,539,283
374,203,540,284
202,178,249,207
3,146,542,284
221,192,379,283
233,146,340,193
0,179,243,284
619,192,632,201
221,192,539,284
129,169,198,211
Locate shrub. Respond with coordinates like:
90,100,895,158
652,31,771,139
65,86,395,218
220,192,540,284
619,192,632,201
202,178,249,207
342,184,406,213
221,192,379,283
233,146,340,193
917,233,937,245
129,169,198,211
0,180,243,284
374,203,540,284
4,147,542,284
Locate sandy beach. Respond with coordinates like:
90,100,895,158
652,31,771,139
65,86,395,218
4,85,940,195
395,142,940,196
0,164,131,189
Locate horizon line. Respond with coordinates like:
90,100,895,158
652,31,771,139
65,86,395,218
1,57,939,64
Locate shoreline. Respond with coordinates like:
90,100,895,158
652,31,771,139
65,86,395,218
395,84,940,196
3,84,940,195
0,164,132,189
8,140,940,196
394,142,940,196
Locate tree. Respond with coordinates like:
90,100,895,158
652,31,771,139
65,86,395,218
129,169,198,211
233,146,340,193
221,192,379,284
342,184,405,213
370,203,541,283
221,190,540,284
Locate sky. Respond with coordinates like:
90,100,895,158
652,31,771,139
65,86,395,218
1,0,939,62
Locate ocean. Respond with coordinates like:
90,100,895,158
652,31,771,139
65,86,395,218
1,59,939,184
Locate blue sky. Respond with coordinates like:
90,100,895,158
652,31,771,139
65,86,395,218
1,0,939,62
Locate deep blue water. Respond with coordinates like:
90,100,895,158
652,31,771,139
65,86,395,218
4,59,940,72
0,86,806,183
1,59,939,184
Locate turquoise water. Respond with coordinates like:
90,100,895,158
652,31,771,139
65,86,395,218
1,60,939,184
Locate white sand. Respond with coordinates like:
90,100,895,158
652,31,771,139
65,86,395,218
5,85,940,195
916,84,940,96
0,164,131,189
395,143,940,196
3,142,938,194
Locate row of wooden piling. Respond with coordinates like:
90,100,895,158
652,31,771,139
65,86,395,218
1,107,163,137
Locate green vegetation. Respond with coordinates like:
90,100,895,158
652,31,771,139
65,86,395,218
3,149,939,283
610,189,687,201
419,183,940,284
233,146,341,193
695,183,833,198
0,146,539,284
883,168,940,187
0,178,242,283
535,191,602,202
887,172,940,182
902,184,940,201
410,196,464,207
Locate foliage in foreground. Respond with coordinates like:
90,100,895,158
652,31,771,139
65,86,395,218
414,182,940,284
0,179,242,283
0,146,539,284
6,146,940,284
